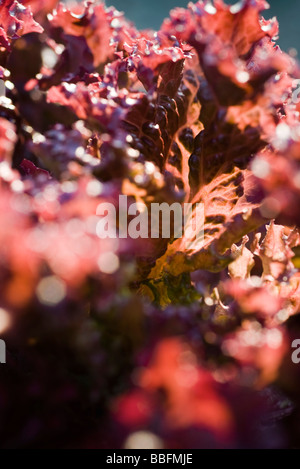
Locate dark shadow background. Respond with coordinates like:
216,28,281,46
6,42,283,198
105,0,300,54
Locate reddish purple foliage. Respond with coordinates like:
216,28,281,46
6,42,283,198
0,0,300,449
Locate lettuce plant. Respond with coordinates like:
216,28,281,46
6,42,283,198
0,0,300,448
